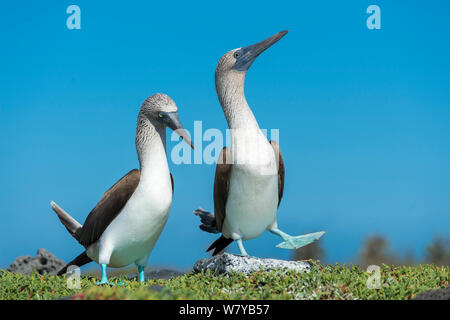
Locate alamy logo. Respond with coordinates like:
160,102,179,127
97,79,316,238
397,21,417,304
366,265,381,289
168,121,280,175
66,5,81,30
66,265,81,289
366,5,381,30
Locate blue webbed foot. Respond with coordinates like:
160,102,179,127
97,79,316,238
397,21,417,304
95,263,111,285
273,230,326,249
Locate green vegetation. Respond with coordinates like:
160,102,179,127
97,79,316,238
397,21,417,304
1,262,448,300
292,235,450,268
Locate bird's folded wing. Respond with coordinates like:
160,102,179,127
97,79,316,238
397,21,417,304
270,140,285,208
78,169,141,247
213,147,232,232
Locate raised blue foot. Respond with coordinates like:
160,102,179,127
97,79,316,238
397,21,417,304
271,229,326,249
95,263,111,285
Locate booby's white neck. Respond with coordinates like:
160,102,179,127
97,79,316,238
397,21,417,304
135,114,169,181
216,70,276,171
215,70,260,130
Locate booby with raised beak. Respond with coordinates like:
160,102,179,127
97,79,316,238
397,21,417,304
52,93,193,284
195,31,325,256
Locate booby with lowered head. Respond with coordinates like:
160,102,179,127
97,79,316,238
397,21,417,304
194,31,325,256
51,93,193,284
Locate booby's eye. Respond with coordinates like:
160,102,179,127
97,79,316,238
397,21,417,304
234,52,241,58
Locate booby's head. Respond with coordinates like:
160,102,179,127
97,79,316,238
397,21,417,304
140,93,193,149
216,30,288,75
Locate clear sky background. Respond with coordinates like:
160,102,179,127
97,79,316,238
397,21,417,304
0,1,449,270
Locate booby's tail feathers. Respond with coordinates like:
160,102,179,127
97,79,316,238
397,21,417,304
50,201,82,242
207,236,233,256
57,251,92,276
194,208,219,234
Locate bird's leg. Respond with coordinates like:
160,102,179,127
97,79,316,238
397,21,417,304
95,263,110,285
134,255,149,283
269,228,326,250
138,265,145,283
97,242,113,284
236,239,249,257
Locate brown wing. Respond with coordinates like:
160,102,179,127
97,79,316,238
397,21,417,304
213,147,232,232
78,169,141,247
270,140,285,207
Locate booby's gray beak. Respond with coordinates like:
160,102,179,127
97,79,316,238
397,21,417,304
235,30,288,72
158,111,194,149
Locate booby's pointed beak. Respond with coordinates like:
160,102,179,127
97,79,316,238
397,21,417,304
235,30,288,72
158,111,194,149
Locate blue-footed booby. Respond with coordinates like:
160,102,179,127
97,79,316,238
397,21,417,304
51,93,193,284
195,31,325,256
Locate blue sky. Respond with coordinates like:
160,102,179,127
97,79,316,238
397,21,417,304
0,1,449,269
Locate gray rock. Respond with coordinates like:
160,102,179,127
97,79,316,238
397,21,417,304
193,252,311,276
7,248,66,275
412,287,450,300
127,268,186,280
